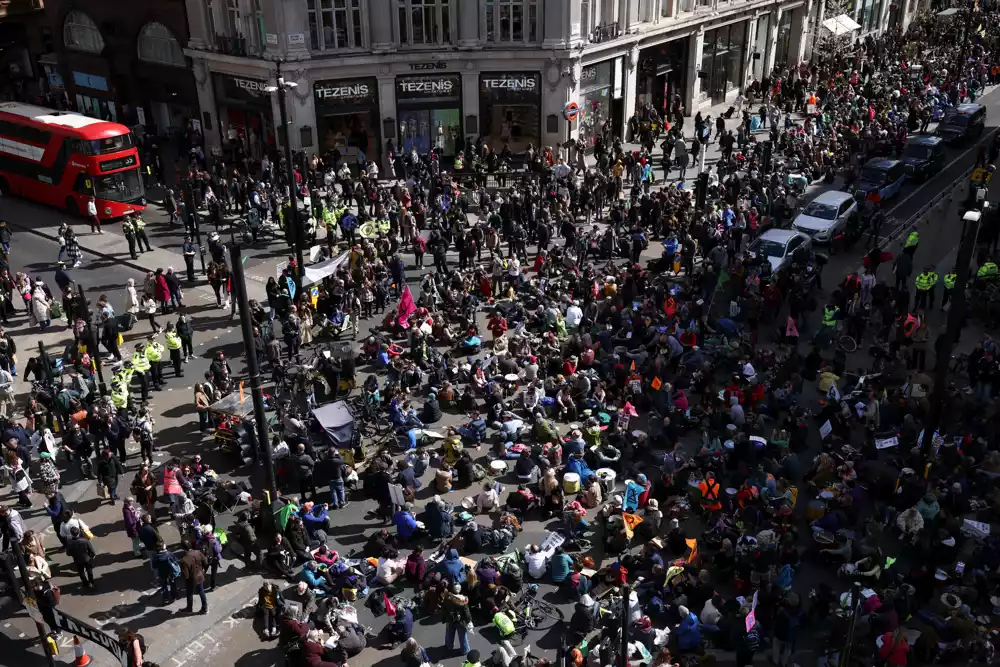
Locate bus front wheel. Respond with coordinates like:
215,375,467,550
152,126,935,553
65,197,80,217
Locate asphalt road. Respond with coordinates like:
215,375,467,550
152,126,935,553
2,88,999,667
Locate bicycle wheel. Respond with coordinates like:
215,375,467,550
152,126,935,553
528,598,565,628
838,335,858,353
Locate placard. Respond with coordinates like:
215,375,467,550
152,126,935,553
875,436,899,450
819,420,833,439
388,483,406,506
745,609,756,632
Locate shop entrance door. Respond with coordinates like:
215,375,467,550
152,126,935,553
711,68,727,106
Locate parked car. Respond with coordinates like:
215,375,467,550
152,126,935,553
748,229,813,273
902,136,946,181
936,103,986,143
793,191,858,244
853,159,906,202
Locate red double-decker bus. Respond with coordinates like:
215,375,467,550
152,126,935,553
0,102,146,219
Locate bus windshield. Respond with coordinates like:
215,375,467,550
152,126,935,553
71,132,136,156
94,168,144,203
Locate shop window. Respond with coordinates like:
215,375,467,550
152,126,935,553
206,0,219,40
397,0,451,46
485,0,540,43
308,0,365,50
137,22,186,67
226,0,241,37
63,10,105,54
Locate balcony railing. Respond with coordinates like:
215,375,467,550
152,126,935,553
213,34,266,57
588,22,622,43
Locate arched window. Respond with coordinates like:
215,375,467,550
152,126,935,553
63,10,105,53
137,22,186,67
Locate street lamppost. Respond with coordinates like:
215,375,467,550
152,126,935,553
267,64,306,297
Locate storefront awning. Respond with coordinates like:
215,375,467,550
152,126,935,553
821,14,862,36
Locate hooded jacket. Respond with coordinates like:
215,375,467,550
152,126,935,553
440,549,466,584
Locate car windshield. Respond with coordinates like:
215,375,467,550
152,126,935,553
943,114,970,127
904,144,934,160
801,202,838,220
861,168,888,184
752,239,786,258
94,167,144,203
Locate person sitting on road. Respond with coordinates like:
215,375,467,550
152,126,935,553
422,495,454,540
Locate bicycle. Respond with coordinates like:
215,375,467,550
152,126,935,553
510,584,564,631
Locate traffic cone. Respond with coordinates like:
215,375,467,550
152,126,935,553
73,636,92,667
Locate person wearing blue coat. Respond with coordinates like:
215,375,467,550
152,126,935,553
300,502,330,543
421,496,454,540
394,503,422,540
564,452,593,482
439,548,466,585
388,606,415,646
673,605,701,651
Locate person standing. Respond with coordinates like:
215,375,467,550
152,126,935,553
145,335,165,390
123,498,143,557
88,197,101,234
443,584,472,654
182,237,197,283
121,217,138,259
96,446,124,506
134,216,153,252
66,526,96,588
295,443,316,501
176,308,195,362
101,311,122,361
180,539,209,614
151,542,179,604
164,322,183,377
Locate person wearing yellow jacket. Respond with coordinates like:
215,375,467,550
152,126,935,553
145,335,165,390
164,322,184,378
131,342,151,401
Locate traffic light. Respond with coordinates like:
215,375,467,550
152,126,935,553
696,172,709,211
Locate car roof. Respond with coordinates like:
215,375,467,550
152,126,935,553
808,191,855,206
758,229,805,243
907,136,942,146
864,158,900,170
954,103,984,114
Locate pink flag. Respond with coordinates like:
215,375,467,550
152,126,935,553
396,285,416,329
785,316,799,338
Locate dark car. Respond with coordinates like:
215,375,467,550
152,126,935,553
936,103,986,143
852,159,906,202
902,136,946,180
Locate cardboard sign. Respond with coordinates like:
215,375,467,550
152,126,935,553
819,420,833,439
745,609,757,632
875,436,899,450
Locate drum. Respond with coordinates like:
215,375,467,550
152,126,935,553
563,472,581,494
596,468,617,494
490,460,508,476
806,499,826,521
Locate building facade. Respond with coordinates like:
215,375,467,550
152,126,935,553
34,0,198,138
183,0,911,162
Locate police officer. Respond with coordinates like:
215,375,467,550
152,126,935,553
134,216,153,252
942,271,957,310
822,303,840,329
182,236,197,283
978,260,998,283
904,230,919,257
164,322,184,378
121,217,138,259
145,335,165,390
914,266,939,310
132,342,151,401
